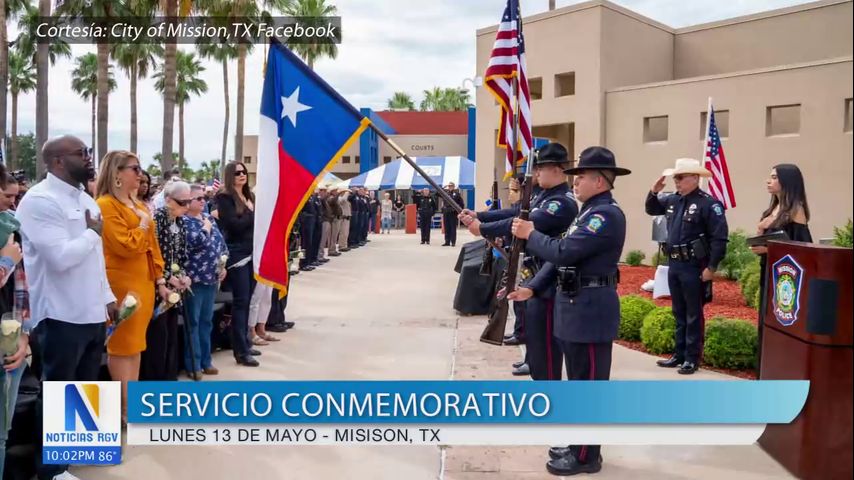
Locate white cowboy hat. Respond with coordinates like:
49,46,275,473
662,158,711,177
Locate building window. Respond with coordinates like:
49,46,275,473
643,115,668,143
342,156,351,164
554,72,575,97
529,77,543,100
243,156,252,164
355,155,361,164
700,110,729,139
845,98,853,133
766,104,801,136
383,156,392,164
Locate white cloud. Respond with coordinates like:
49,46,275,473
9,0,815,170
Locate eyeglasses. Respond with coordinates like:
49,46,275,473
194,196,206,202
234,170,247,177
66,147,93,160
173,198,192,207
673,174,688,181
121,164,142,174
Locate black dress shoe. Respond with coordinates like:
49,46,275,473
511,363,530,376
266,324,287,333
283,321,295,328
548,446,573,460
503,335,524,346
235,356,259,367
249,348,262,356
318,259,330,264
299,266,315,271
442,243,450,246
678,362,699,375
329,252,341,257
546,452,602,476
504,334,515,340
656,356,684,368
512,360,526,369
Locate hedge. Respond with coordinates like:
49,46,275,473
640,307,676,354
625,250,646,267
619,295,657,341
738,258,762,309
704,318,758,370
718,230,756,281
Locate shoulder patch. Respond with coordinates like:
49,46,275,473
546,200,561,215
586,213,606,233
712,203,724,216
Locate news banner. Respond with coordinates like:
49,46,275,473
45,380,808,464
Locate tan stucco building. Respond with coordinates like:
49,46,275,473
476,0,853,257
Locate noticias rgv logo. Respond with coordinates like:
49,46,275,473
65,383,101,432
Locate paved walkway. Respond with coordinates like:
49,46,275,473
75,229,791,480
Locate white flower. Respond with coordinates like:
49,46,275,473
168,292,181,304
220,255,229,264
171,263,181,273
123,295,138,308
0,319,21,336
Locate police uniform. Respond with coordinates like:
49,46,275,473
645,159,728,374
524,146,630,476
298,197,317,270
415,192,437,244
442,188,465,246
477,143,579,381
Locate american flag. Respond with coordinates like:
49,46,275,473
211,177,221,191
704,102,736,209
484,0,532,177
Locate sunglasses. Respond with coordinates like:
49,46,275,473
65,147,93,160
234,170,247,177
173,198,192,207
121,164,142,174
194,196,206,202
673,174,689,181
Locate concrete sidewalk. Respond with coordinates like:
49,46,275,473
74,229,791,480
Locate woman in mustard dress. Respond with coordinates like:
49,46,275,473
96,151,173,419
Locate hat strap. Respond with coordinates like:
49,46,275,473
598,169,615,189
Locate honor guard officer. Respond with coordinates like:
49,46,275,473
415,188,437,244
645,158,728,375
509,146,630,476
460,142,579,381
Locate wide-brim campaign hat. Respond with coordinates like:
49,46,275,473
564,146,631,176
534,142,570,166
662,158,712,177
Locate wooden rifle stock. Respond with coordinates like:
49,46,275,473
479,181,501,277
480,174,534,345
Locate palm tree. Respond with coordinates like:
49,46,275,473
71,53,116,158
113,43,164,153
154,50,208,170
158,0,195,173
420,87,471,112
197,41,237,171
387,92,415,111
283,0,338,69
420,87,444,111
35,0,50,176
14,3,72,64
8,49,35,169
0,0,30,157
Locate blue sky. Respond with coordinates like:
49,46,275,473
10,0,813,169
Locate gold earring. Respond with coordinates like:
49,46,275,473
115,178,122,188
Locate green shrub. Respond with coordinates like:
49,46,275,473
619,295,657,341
640,307,676,354
625,250,646,266
651,251,668,267
738,257,762,309
833,219,853,248
718,230,756,280
704,318,758,370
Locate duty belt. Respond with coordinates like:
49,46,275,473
668,244,695,262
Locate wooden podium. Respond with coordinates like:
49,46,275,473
758,241,853,480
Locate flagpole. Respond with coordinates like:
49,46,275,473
701,96,713,192
369,123,508,260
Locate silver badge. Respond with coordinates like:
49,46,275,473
688,203,697,215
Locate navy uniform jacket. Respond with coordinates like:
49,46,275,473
476,183,578,239
644,188,728,270
415,194,437,216
526,191,626,343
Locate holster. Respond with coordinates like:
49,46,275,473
557,267,580,297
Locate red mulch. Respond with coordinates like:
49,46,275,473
617,265,758,380
618,265,758,323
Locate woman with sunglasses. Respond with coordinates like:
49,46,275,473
96,151,167,421
213,162,259,367
142,180,193,381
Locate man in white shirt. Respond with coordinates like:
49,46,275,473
16,135,117,480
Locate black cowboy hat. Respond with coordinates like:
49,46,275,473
533,142,569,166
564,146,631,176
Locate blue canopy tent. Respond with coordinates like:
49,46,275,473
337,156,475,190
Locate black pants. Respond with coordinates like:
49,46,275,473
226,258,256,358
362,212,370,241
140,308,179,381
419,213,432,243
668,261,705,363
512,299,526,340
526,298,562,380
443,211,458,245
311,220,323,262
560,340,613,464
300,216,315,267
35,319,105,479
266,288,288,327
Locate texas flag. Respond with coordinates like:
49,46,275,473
255,41,370,293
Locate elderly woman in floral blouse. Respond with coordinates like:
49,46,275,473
183,184,228,379
141,180,193,381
